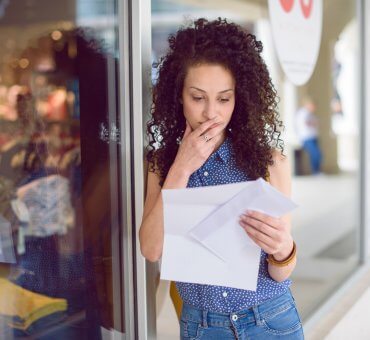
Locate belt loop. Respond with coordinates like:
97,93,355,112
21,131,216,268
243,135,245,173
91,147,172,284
202,310,208,328
252,306,263,326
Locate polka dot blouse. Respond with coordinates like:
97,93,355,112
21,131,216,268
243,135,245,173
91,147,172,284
175,136,291,313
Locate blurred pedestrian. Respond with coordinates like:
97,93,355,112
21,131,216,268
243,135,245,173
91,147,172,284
295,97,322,175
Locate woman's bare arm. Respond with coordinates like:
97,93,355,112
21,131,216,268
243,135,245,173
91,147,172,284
239,150,296,283
267,151,296,282
139,166,190,262
139,119,226,262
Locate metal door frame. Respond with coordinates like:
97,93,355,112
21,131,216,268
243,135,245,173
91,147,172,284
128,0,154,339
117,0,140,338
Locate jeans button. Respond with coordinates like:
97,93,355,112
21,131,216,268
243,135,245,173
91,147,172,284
231,314,238,321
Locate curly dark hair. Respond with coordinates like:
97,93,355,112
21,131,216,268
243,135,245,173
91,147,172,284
147,17,284,185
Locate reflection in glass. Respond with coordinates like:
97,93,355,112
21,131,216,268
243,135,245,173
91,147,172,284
0,1,125,338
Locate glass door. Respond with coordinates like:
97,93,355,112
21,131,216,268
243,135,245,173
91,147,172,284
0,0,134,338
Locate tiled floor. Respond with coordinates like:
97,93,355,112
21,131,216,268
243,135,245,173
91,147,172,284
290,173,359,321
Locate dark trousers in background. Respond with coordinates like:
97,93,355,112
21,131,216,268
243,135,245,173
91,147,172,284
303,137,322,174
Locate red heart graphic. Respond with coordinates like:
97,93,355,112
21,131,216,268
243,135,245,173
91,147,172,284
300,0,313,19
279,0,295,12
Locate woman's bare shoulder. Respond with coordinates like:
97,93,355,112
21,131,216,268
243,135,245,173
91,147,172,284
267,148,291,196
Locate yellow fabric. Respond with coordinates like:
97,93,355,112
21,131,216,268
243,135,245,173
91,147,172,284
0,278,67,330
170,281,182,320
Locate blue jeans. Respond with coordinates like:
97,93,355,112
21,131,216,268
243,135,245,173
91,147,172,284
180,289,304,339
303,138,322,174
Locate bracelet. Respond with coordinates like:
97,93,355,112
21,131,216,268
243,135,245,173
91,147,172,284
267,241,297,267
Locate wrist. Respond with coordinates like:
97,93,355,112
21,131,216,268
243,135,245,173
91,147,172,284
267,240,297,267
163,165,191,189
273,238,294,261
169,163,192,179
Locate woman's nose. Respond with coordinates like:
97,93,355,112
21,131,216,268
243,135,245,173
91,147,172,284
203,101,218,120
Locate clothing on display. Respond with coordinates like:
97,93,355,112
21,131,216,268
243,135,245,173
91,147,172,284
16,174,75,239
0,137,29,185
0,214,16,263
0,278,67,331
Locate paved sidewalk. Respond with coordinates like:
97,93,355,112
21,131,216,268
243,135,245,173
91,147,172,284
306,268,370,339
325,287,370,339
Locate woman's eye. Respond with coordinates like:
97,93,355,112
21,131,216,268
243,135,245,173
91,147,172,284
220,98,230,103
193,97,203,101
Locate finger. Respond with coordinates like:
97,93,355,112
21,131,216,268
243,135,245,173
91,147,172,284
239,217,278,240
243,210,280,229
206,132,224,149
201,122,225,141
200,122,225,146
241,221,275,247
194,117,218,136
245,230,275,254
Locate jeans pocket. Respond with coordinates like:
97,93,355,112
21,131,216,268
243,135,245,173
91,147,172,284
180,319,204,340
261,302,303,336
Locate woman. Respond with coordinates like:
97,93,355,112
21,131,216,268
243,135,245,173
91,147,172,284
139,18,304,339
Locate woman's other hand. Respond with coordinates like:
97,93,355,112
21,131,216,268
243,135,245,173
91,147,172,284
239,210,294,261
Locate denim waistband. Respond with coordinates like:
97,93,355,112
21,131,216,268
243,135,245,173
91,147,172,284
181,289,295,328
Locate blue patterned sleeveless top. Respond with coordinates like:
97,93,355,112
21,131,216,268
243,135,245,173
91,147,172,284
175,136,291,313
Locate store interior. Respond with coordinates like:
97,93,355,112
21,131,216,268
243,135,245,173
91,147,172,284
0,0,124,338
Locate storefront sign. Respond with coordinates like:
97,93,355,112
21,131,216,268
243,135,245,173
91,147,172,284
268,0,323,85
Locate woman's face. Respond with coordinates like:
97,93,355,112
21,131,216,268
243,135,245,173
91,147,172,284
181,63,235,135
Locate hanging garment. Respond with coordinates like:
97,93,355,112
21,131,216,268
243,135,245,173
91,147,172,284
0,215,16,263
16,174,75,238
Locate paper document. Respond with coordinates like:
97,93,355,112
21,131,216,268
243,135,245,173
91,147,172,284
160,178,298,291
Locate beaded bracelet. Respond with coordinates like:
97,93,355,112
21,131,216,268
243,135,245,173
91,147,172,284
267,241,297,267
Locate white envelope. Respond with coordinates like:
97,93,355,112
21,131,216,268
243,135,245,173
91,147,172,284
160,178,298,291
189,178,298,262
